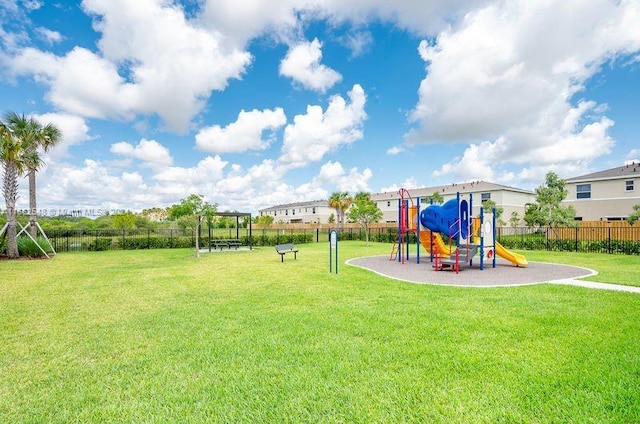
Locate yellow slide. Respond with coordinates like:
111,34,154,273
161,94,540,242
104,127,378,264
495,241,528,267
419,231,456,256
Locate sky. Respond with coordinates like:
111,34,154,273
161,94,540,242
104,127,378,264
1,0,639,216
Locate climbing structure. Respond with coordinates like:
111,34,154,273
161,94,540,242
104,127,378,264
390,188,419,263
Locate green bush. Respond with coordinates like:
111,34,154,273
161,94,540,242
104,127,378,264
17,236,54,258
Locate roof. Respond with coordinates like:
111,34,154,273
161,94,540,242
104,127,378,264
259,199,327,212
259,180,534,212
566,162,640,182
370,180,534,201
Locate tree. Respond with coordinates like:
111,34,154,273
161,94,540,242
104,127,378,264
481,198,503,220
509,211,521,228
4,112,61,238
427,191,444,205
168,194,217,258
256,214,274,228
346,192,383,245
112,212,137,230
328,191,352,230
0,119,26,258
627,205,640,226
524,172,576,229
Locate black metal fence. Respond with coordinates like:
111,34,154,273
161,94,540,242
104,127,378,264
36,225,640,255
496,226,640,255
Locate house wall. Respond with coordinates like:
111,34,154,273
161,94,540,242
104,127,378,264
565,177,639,220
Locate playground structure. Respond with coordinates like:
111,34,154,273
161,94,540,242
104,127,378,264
390,189,527,273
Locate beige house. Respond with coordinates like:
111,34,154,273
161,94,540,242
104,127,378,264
370,181,535,224
259,181,535,225
259,199,333,225
563,163,640,221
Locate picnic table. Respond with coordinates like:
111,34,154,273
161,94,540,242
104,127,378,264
210,239,242,250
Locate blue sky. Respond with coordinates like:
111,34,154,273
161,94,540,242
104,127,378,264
1,0,639,215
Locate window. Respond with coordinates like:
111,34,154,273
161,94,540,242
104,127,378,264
387,201,391,207
576,184,591,199
481,193,491,201
292,209,295,215
285,209,288,215
626,180,634,191
312,207,316,214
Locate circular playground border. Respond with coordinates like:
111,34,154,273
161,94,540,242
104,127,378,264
346,255,597,288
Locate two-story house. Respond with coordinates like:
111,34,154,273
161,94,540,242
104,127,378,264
563,162,640,221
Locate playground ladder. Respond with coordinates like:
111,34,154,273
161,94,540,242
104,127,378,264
389,234,399,261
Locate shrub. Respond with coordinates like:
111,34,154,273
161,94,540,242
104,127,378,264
17,236,54,258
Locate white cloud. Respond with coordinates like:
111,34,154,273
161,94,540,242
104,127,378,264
9,0,252,131
35,27,62,44
313,161,372,193
10,47,137,120
280,84,367,168
338,30,373,58
200,0,301,48
408,0,640,180
153,155,228,187
380,177,419,193
625,150,640,164
110,138,173,167
317,161,347,182
36,159,152,211
387,145,405,155
200,0,482,45
32,112,92,158
279,38,342,92
195,108,287,154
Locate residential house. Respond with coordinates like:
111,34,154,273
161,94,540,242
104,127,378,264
563,163,640,221
259,181,535,225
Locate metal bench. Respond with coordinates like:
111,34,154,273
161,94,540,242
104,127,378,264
275,243,298,262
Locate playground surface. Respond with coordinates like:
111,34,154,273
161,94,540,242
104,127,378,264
347,255,597,288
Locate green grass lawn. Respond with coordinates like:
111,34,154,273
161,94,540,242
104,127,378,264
2,243,639,423
523,250,640,287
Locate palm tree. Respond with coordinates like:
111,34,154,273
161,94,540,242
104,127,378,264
328,191,352,230
5,112,61,238
0,120,26,258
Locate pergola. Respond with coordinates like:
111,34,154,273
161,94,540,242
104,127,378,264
202,211,253,251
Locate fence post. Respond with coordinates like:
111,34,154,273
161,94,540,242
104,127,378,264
575,227,578,252
608,226,611,254
147,228,151,249
546,227,550,251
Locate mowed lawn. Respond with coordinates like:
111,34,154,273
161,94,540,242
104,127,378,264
1,242,639,423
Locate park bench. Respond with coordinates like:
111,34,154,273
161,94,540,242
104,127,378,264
275,243,298,262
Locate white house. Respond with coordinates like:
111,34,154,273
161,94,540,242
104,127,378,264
563,163,640,221
259,181,535,225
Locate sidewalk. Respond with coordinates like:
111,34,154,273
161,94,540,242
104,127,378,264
550,279,640,293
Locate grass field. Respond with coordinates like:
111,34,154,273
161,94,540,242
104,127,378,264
1,242,639,422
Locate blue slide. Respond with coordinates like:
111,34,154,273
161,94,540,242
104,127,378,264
419,198,469,239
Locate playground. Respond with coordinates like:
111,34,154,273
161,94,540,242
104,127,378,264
343,188,614,288
347,255,595,287
388,189,528,272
